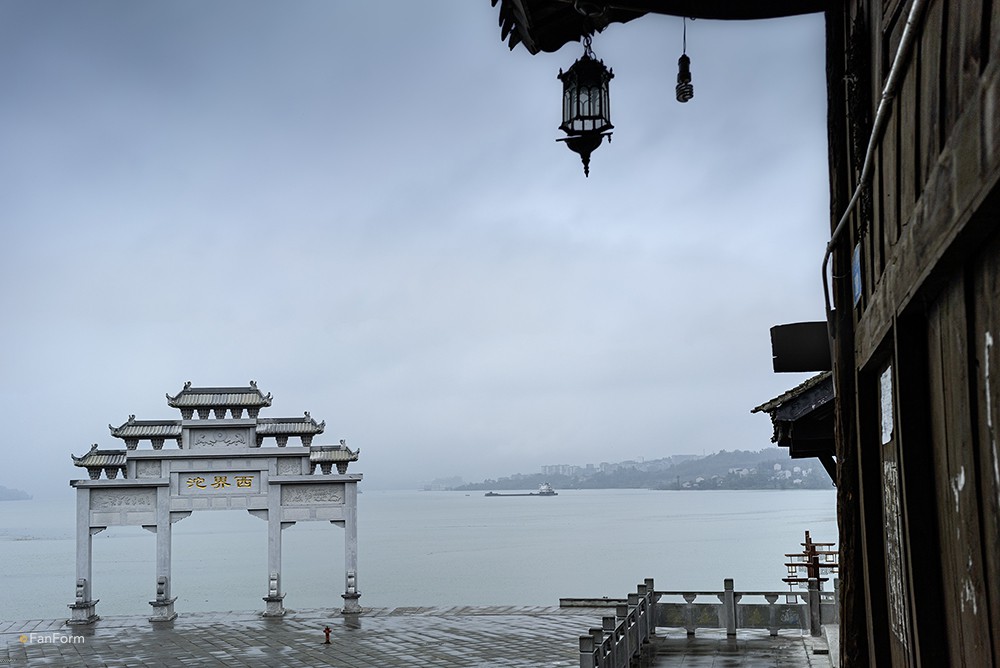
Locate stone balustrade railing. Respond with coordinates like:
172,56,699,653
576,579,658,668
568,577,839,668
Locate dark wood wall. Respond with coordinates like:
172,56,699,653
827,0,1000,665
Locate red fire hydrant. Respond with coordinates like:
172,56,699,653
323,626,331,644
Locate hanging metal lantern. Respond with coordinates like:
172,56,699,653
557,36,613,177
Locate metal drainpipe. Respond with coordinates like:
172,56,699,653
821,0,930,328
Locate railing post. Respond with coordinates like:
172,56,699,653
602,616,617,668
616,603,631,663
591,627,606,667
682,593,697,636
644,578,657,638
636,583,648,640
808,577,821,637
723,578,737,637
628,593,641,660
765,593,780,636
579,634,597,668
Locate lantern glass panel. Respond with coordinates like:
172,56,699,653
559,55,613,136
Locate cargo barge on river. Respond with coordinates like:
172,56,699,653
485,483,557,497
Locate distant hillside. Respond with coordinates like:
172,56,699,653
453,449,832,491
0,485,32,501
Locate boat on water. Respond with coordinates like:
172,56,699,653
485,483,558,497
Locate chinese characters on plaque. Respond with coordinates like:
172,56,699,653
182,473,258,494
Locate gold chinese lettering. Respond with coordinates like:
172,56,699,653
186,476,206,489
234,476,253,488
211,475,231,489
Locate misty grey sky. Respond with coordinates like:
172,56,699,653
1,2,829,493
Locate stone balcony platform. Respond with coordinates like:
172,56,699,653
1,606,833,667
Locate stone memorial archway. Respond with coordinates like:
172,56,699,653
68,382,361,624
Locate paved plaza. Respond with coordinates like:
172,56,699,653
0,606,835,668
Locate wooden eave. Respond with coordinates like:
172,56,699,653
492,0,834,54
752,372,836,481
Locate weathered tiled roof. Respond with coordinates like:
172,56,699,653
751,372,833,415
166,380,272,408
309,445,359,463
109,416,182,438
71,444,127,468
257,413,325,436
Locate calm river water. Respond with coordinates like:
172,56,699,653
0,489,836,621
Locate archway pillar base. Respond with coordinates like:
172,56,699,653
341,592,361,614
149,597,177,622
262,594,286,617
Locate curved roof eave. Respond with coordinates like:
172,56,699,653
493,0,833,54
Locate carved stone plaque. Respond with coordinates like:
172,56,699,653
136,461,162,478
91,489,155,510
190,428,249,449
277,458,303,476
281,484,343,505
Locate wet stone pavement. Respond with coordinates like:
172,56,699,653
0,607,832,667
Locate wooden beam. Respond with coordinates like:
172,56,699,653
826,4,870,663
538,0,833,18
599,0,833,20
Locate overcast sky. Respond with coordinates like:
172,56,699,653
1,1,829,493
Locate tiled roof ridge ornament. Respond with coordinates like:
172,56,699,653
70,443,100,464
108,415,136,430
305,412,327,431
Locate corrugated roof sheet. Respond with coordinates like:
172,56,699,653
257,414,325,435
109,417,182,438
309,446,359,463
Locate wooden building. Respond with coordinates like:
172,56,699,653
490,1,1000,665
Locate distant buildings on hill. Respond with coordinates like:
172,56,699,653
452,449,832,491
541,454,701,478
